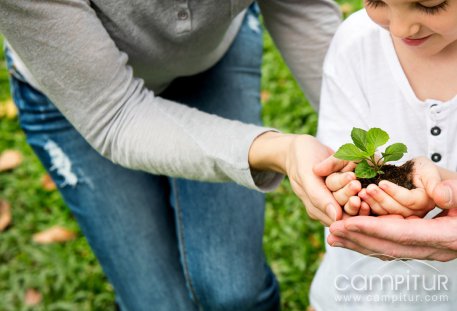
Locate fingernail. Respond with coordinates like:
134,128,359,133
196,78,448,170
346,224,360,232
367,185,378,194
379,180,388,190
326,203,337,221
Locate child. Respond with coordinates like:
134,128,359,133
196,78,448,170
310,1,457,309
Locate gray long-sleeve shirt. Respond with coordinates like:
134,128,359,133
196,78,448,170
0,0,340,191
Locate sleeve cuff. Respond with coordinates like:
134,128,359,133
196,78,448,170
230,127,284,192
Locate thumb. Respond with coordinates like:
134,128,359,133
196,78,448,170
433,180,457,209
313,155,354,177
416,162,441,198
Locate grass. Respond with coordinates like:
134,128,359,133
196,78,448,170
0,2,362,310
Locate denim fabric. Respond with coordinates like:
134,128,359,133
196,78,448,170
5,4,280,311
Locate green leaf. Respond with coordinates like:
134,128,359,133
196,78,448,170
355,160,378,178
334,143,368,161
382,143,408,163
351,128,368,152
366,128,389,152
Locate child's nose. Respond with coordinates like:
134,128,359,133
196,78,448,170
388,13,421,39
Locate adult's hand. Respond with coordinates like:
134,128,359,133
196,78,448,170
249,132,342,225
327,180,457,262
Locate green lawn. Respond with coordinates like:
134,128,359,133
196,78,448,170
0,2,361,310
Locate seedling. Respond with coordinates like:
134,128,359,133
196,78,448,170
334,127,407,179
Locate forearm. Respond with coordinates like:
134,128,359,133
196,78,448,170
248,131,295,174
0,0,282,190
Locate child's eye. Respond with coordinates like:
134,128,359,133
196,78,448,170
416,0,448,14
365,0,386,8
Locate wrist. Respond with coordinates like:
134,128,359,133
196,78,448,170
248,131,294,174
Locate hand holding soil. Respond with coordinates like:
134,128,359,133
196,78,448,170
315,128,439,218
315,159,457,261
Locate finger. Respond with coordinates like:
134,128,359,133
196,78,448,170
297,173,343,222
333,180,362,206
325,172,356,191
378,214,405,219
341,212,354,220
412,157,441,196
439,208,457,217
291,136,344,224
328,228,457,261
328,222,397,258
359,201,371,216
292,177,338,225
306,204,334,226
328,234,415,261
433,207,457,218
378,180,415,205
339,216,457,250
344,196,361,216
330,220,442,259
433,181,457,209
366,184,417,216
327,234,375,256
341,164,357,173
313,156,355,177
358,188,388,215
378,180,433,211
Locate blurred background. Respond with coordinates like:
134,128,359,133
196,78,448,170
0,1,361,310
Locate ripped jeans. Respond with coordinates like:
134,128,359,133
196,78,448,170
4,4,279,311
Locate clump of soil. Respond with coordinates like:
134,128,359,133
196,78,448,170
358,160,415,190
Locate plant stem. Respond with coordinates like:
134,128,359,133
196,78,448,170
369,155,379,171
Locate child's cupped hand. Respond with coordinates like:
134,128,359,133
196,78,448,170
357,156,441,217
324,171,370,216
316,155,439,218
316,156,369,216
357,180,435,217
324,158,439,218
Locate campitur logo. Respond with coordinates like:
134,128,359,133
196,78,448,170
333,254,450,305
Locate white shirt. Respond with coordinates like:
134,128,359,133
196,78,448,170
311,10,457,311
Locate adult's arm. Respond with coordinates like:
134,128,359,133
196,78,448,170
280,11,375,223
0,0,282,191
259,0,341,108
249,131,342,225
327,180,457,261
242,0,342,224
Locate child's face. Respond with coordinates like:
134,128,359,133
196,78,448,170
364,0,457,57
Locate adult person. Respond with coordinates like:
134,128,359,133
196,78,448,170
0,1,341,310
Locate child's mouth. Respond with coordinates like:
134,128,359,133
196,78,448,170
402,35,432,46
